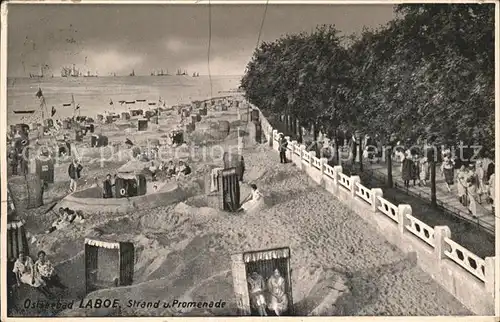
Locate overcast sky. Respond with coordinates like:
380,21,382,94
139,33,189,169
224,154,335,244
7,4,395,77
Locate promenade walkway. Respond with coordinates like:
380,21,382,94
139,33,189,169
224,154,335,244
261,114,495,234
360,160,495,234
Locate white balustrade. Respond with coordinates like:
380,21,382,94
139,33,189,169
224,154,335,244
302,151,311,163
355,182,372,205
323,164,336,179
377,196,399,223
285,136,292,151
311,156,321,170
338,172,351,190
405,214,435,247
443,238,486,282
252,107,492,295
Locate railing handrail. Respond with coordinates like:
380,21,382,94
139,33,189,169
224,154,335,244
250,104,492,293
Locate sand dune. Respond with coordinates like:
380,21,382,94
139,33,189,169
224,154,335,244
10,108,471,317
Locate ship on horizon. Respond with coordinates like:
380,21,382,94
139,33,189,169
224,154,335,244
151,69,170,76
84,70,99,77
61,64,82,77
29,65,45,79
129,69,136,77
176,69,188,76
192,72,199,77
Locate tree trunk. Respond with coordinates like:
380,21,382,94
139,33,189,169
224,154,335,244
335,141,340,166
387,146,393,188
293,117,297,139
430,160,437,207
358,137,363,172
297,120,303,144
313,123,319,155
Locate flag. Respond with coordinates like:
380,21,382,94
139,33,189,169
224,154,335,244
109,99,113,105
75,104,80,110
35,87,43,99
51,106,56,117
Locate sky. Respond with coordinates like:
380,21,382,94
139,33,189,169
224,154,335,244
6,4,395,77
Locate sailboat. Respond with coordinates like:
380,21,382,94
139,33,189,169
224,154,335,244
84,70,98,77
192,72,199,77
29,65,44,78
129,69,135,77
154,69,170,76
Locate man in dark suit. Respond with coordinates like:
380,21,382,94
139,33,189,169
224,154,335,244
278,134,288,164
68,159,83,192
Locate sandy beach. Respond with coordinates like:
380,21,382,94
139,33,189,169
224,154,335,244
7,99,471,317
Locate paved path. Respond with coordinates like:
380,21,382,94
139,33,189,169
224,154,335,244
358,160,495,234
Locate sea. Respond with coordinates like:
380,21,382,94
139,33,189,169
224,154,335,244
6,75,242,125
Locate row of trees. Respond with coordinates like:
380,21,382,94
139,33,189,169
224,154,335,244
240,4,495,206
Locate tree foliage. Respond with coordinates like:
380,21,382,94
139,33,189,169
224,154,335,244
240,4,495,150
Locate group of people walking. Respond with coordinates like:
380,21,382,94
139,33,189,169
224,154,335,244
399,148,495,216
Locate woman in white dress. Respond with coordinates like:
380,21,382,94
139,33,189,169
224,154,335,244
475,160,485,203
13,252,52,297
419,156,429,186
267,269,288,316
464,164,478,216
239,184,264,213
456,165,467,206
247,272,267,316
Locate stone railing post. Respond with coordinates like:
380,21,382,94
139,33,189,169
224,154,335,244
320,157,328,173
320,157,328,184
285,136,291,159
272,129,278,149
333,166,342,187
370,188,383,212
266,125,274,147
433,226,451,260
297,144,305,170
350,176,361,198
484,256,495,297
291,140,298,164
397,204,412,235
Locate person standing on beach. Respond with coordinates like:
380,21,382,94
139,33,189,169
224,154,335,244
102,174,114,198
8,144,19,176
68,159,83,193
239,155,246,182
278,134,288,164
